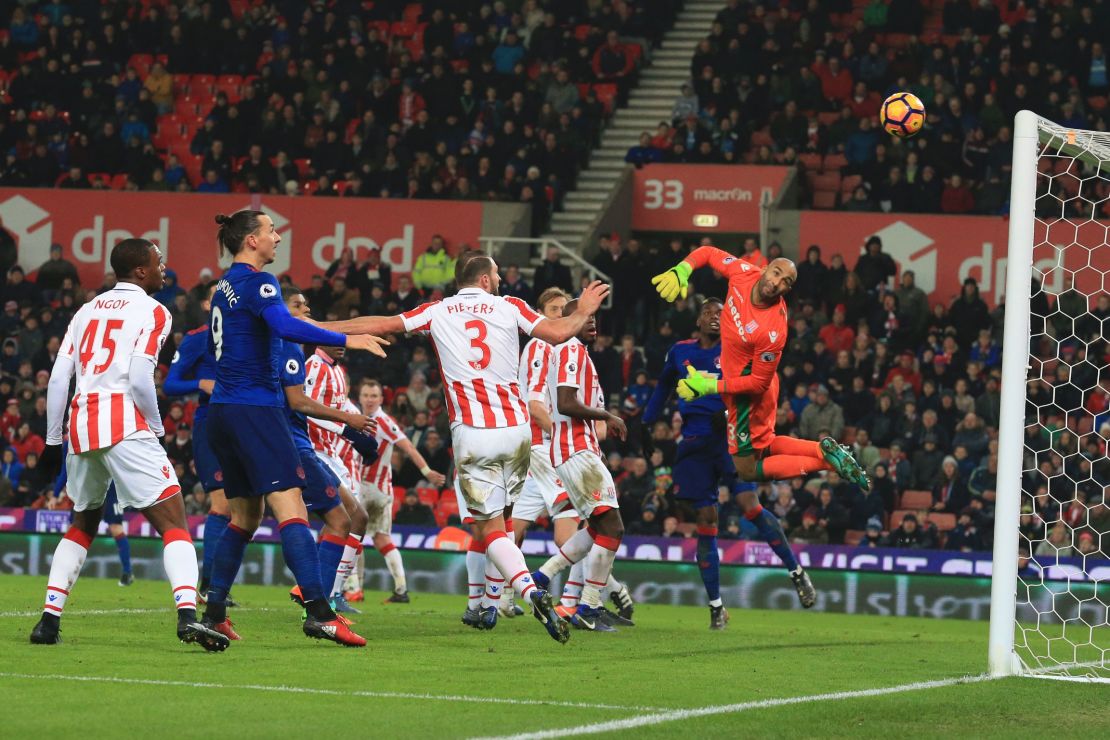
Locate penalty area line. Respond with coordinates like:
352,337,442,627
473,674,1000,740
0,673,666,713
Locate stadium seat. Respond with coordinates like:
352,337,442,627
823,153,848,171
592,83,617,115
392,488,405,516
929,513,957,531
677,522,697,537
797,152,823,171
191,74,216,95
403,3,423,23
293,158,312,179
812,191,837,209
437,497,460,526
844,529,864,546
900,490,934,509
750,129,775,148
417,487,440,507
87,172,112,188
889,510,913,529
109,174,128,190
811,172,841,192
840,174,862,194
389,21,420,39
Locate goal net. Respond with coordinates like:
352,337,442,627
989,111,1110,682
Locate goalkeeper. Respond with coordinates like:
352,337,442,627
651,246,870,492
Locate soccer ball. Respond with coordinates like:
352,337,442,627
880,92,926,138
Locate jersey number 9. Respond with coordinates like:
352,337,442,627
211,306,224,361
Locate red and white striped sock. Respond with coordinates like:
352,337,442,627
539,526,594,580
480,556,503,609
380,541,407,594
331,535,361,597
561,560,585,608
161,528,198,613
484,531,536,600
580,534,620,609
466,539,486,607
43,527,93,617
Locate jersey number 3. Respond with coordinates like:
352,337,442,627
78,319,124,374
464,319,491,370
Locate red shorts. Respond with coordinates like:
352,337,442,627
724,372,779,456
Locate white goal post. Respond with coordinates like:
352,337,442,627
988,110,1110,681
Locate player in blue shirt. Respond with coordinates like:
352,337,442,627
643,298,816,630
278,286,377,617
163,281,233,603
200,210,387,648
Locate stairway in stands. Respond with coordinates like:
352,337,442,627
540,1,720,253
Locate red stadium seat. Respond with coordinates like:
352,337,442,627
109,174,128,190
403,3,423,23
844,529,865,546
574,24,591,42
392,491,404,517
899,490,934,509
750,129,774,148
592,83,617,114
389,21,420,39
293,158,312,179
215,74,243,100
840,174,862,193
416,487,440,507
816,111,839,127
929,513,957,531
823,153,848,171
812,191,837,209
797,152,823,171
810,172,841,192
87,172,112,188
191,74,216,94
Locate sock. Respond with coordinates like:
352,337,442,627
317,533,346,599
696,525,721,604
332,535,361,597
466,539,486,607
205,523,251,622
747,505,800,571
580,534,620,609
162,528,199,614
540,527,594,579
561,560,584,607
758,455,831,480
480,556,503,609
768,437,824,458
201,513,230,587
380,542,407,594
484,531,536,600
279,518,326,603
113,532,132,575
42,527,93,617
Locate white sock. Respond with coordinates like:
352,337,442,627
480,556,503,609
162,529,199,613
43,529,91,617
485,533,536,600
581,542,618,609
709,598,723,608
540,527,594,579
331,536,360,597
605,574,622,594
466,549,486,607
561,559,584,607
383,546,407,594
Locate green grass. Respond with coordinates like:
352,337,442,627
1,574,1106,738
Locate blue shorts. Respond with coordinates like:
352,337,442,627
299,449,342,515
672,434,754,507
102,483,124,525
207,404,306,499
191,409,224,494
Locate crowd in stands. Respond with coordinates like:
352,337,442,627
622,0,1110,216
0,0,680,235
2,225,1107,562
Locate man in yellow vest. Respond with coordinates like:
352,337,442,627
412,235,456,291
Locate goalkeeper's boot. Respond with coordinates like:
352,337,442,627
178,615,231,652
791,568,817,609
709,604,730,631
462,606,481,628
303,615,366,647
477,605,498,631
30,614,61,644
531,589,571,644
819,438,871,491
573,604,617,632
609,581,635,624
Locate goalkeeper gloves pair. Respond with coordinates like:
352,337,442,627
651,261,693,302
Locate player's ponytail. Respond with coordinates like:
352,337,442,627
215,210,266,257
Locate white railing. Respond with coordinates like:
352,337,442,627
479,236,614,308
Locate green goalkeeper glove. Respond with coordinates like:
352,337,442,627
676,365,719,402
651,261,693,302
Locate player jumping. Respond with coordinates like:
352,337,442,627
199,210,385,648
331,256,610,643
31,238,228,652
644,297,816,629
651,246,869,486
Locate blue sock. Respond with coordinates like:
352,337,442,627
280,519,326,602
695,524,721,604
317,534,346,598
750,506,799,571
201,513,230,586
207,523,251,608
114,533,132,575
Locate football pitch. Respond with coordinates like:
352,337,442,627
1,574,1105,738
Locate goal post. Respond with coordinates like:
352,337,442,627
988,111,1110,681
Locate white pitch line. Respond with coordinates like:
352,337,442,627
0,607,274,618
473,674,1000,740
0,673,666,713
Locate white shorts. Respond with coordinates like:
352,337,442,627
359,480,393,535
67,437,181,513
555,451,618,519
451,422,530,520
317,451,352,490
514,445,578,523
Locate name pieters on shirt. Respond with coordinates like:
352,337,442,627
445,301,494,315
215,278,240,307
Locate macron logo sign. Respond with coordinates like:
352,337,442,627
871,221,937,295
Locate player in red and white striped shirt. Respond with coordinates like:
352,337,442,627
305,348,351,483
332,255,609,642
31,238,227,652
531,299,630,632
339,379,447,605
